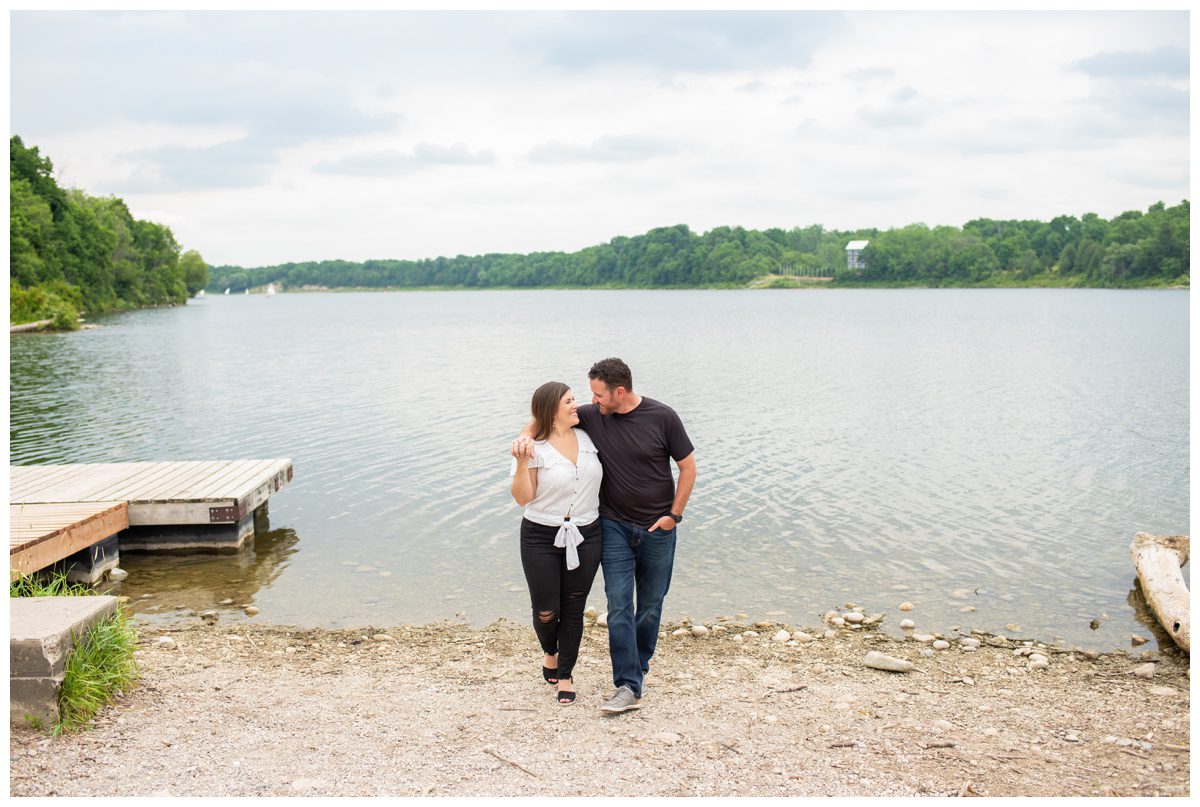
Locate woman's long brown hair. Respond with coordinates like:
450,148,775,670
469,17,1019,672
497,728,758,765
530,381,570,441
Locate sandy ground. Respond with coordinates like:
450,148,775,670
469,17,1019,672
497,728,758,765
9,616,1190,797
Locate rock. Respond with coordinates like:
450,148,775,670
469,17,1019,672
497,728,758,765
584,606,598,620
792,632,813,643
772,630,791,643
932,640,950,650
743,631,759,638
691,625,709,637
842,612,865,624
959,637,981,649
199,610,218,622
824,610,839,622
823,630,836,639
711,624,727,633
862,613,885,626
754,621,773,629
899,619,916,629
912,634,936,643
732,634,744,643
243,606,260,616
1130,634,1148,646
654,731,681,745
932,719,954,732
108,568,128,582
763,715,778,724
154,637,177,650
983,727,999,737
1028,653,1048,664
1028,658,1049,670
1149,685,1179,696
961,646,977,653
830,617,846,627
596,612,608,628
920,649,934,657
218,598,234,605
863,651,914,673
372,634,396,643
898,602,914,611
735,613,749,619
672,628,689,637
1132,663,1156,679
1064,733,1080,742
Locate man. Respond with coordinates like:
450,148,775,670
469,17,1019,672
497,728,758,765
514,357,696,713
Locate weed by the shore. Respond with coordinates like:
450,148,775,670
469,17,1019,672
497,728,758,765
11,570,139,735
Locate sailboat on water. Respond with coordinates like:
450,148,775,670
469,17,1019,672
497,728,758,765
224,288,230,295
266,283,276,297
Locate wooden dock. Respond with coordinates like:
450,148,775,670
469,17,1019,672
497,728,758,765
9,459,293,577
10,502,129,582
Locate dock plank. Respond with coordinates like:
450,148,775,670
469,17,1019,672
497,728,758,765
173,459,262,499
193,459,280,499
121,461,220,501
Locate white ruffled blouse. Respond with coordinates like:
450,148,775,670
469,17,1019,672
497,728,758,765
509,428,602,569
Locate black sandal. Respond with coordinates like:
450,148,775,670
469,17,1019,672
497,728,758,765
542,666,558,684
557,678,576,705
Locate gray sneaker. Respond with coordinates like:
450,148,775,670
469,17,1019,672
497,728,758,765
599,685,641,713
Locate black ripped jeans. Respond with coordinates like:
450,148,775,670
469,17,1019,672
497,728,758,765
519,517,602,680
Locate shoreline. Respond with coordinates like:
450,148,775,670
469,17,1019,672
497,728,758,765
10,617,1189,797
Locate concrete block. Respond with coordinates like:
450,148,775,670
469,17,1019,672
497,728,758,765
10,596,119,679
10,595,118,726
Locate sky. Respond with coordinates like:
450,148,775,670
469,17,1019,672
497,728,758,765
8,9,1191,267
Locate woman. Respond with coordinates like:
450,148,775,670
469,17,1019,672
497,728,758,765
510,381,603,705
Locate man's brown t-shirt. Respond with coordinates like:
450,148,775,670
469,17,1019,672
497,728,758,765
575,397,693,528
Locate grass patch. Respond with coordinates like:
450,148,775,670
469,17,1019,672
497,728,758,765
11,570,139,735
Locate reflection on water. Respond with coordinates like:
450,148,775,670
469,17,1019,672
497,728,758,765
10,290,1189,650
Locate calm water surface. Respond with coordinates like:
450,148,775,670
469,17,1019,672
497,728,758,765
9,290,1189,650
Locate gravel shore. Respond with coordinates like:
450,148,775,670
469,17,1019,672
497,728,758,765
9,617,1190,797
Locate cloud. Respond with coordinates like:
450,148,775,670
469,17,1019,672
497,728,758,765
1072,46,1188,80
313,143,496,176
845,67,894,82
858,87,938,128
112,139,278,192
526,135,682,164
528,11,846,72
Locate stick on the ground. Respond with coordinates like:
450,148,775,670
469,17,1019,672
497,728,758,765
483,747,540,778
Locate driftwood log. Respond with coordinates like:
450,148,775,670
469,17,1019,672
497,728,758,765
1129,533,1190,652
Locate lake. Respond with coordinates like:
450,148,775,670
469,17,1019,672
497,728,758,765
9,289,1189,650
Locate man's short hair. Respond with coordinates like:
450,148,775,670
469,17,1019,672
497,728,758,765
588,357,633,392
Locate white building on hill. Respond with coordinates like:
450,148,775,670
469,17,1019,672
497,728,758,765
845,240,870,270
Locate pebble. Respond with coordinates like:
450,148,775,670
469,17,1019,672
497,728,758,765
931,640,950,651
763,715,778,724
792,632,813,643
218,598,234,605
1028,658,1049,670
691,625,709,637
899,619,915,629
983,727,999,737
771,630,791,643
285,646,297,654
961,646,977,653
919,649,935,657
596,612,608,628
735,613,749,619
1149,686,1179,697
108,568,128,582
912,634,936,643
959,606,976,613
654,731,681,745
154,637,177,650
823,630,836,640
584,606,598,620
199,610,218,621
932,719,954,732
140,594,154,599
830,617,846,627
1130,634,1148,646
862,651,914,673
842,612,865,624
711,625,727,633
1029,653,1048,664
754,621,773,629
959,637,981,649
743,631,759,638
672,628,689,637
243,606,260,616
372,634,396,643
1132,663,1156,679
732,635,744,643
898,602,914,611
824,610,839,622
1064,733,1080,743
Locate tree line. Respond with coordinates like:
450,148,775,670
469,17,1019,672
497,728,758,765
10,136,208,328
208,201,1188,293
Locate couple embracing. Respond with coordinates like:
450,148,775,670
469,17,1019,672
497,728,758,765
509,358,696,712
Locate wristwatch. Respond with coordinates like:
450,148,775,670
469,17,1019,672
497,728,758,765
669,512,683,524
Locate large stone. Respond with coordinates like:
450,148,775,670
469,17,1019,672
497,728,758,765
863,651,914,673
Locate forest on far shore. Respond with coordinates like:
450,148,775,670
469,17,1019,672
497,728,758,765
207,200,1189,293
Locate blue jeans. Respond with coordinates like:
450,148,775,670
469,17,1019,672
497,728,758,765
600,517,677,698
